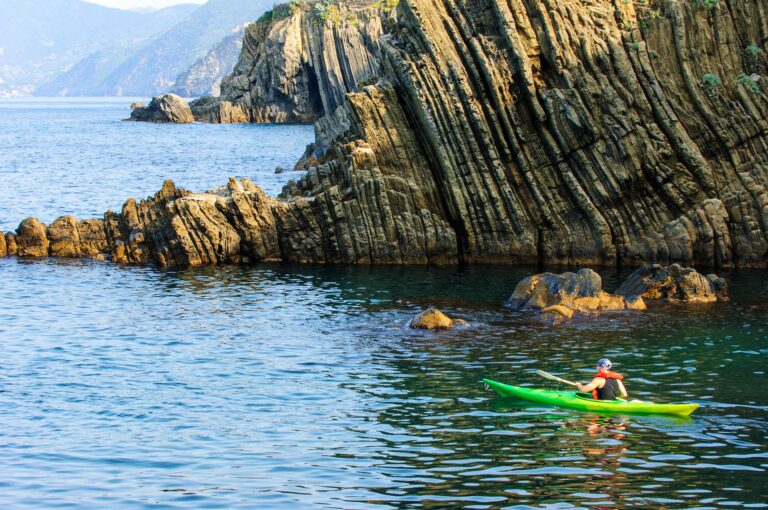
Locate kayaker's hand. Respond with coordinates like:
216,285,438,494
576,383,585,392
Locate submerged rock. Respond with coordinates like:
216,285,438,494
410,307,466,330
506,268,645,318
128,94,194,123
615,264,728,303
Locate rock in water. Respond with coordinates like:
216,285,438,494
615,264,728,303
15,218,49,257
129,101,145,110
506,268,645,317
410,307,466,330
128,94,194,123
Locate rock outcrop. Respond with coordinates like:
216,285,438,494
128,94,195,123
2,179,283,266
506,268,646,318
410,307,466,330
206,2,390,127
8,0,768,269
615,263,728,303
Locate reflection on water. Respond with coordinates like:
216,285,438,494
0,258,766,508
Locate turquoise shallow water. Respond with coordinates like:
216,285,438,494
0,99,767,509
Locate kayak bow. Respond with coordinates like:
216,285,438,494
483,378,698,416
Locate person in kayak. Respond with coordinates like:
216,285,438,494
576,358,628,400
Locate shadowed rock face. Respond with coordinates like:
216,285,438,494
615,263,728,303
5,0,768,269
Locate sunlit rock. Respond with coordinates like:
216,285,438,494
410,307,466,330
506,268,645,318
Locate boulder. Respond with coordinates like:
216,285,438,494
47,216,82,258
506,268,644,317
410,307,466,330
15,218,49,257
128,94,194,123
129,101,145,110
274,166,287,174
5,233,17,255
615,264,727,303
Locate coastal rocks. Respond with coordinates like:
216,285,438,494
1,179,285,267
129,101,145,110
410,307,466,330
10,0,768,268
14,218,49,257
615,264,728,303
128,94,194,123
506,268,645,318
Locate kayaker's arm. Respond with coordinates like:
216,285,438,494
617,380,628,398
576,377,604,393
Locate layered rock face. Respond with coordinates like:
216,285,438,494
5,0,768,269
192,1,391,132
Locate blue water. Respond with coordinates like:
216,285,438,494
0,97,313,231
0,99,767,509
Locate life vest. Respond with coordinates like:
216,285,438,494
592,370,624,400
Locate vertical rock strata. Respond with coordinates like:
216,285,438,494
3,0,768,268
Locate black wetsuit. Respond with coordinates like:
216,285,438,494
596,378,621,400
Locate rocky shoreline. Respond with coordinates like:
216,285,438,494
5,0,768,269
407,264,728,328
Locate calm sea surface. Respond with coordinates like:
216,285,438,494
0,98,766,509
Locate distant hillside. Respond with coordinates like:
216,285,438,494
171,27,244,98
37,0,272,97
0,0,197,96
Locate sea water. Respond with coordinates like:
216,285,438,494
0,98,766,509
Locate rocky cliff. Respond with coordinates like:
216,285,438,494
4,0,768,269
190,1,391,137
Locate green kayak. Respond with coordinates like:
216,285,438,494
483,379,698,416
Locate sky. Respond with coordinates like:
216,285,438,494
85,0,205,9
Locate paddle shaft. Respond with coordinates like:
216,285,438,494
535,370,580,388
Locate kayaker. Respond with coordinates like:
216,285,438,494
576,358,628,400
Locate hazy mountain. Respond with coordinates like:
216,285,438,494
37,0,271,97
171,27,244,97
0,0,197,95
